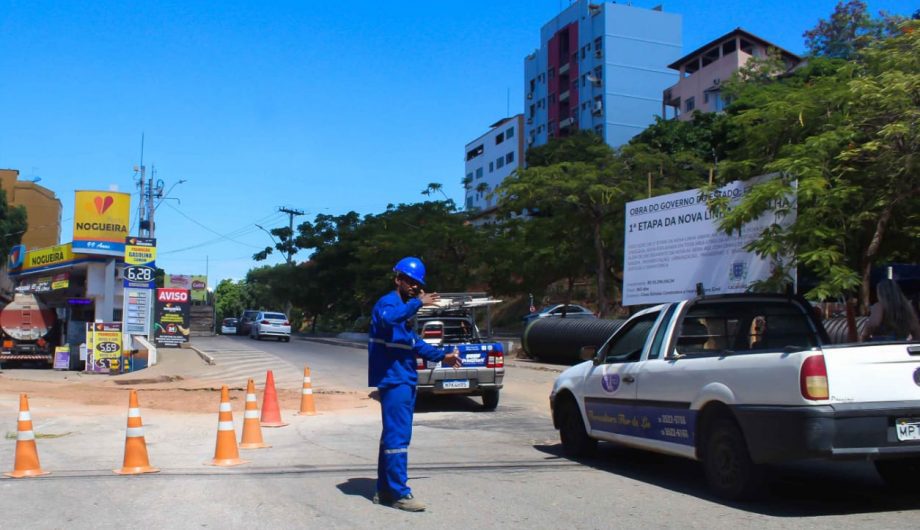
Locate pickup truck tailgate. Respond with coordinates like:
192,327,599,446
823,343,920,402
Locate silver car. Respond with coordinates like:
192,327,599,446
250,311,291,342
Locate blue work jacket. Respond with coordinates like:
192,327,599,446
368,290,444,388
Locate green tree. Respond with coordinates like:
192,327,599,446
214,279,247,322
496,132,626,316
0,188,27,264
803,0,904,59
715,20,920,308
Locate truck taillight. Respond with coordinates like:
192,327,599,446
2,340,12,349
261,320,270,325
415,357,425,370
487,352,504,368
422,329,442,338
283,321,290,326
800,354,829,400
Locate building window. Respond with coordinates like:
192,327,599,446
496,132,505,144
489,162,494,172
506,126,514,139
466,172,473,181
594,124,603,136
506,152,514,164
548,67,555,79
722,39,737,55
711,90,725,111
580,46,586,60
496,157,504,169
475,168,483,179
685,97,695,112
466,144,484,161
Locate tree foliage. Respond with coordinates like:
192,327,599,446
0,188,27,264
717,19,920,307
803,0,904,59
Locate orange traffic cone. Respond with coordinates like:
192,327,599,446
207,385,248,466
5,393,50,478
260,370,288,428
239,379,270,449
114,390,159,475
297,366,316,416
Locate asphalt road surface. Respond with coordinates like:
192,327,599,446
3,335,918,528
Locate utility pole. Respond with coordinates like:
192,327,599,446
278,207,304,265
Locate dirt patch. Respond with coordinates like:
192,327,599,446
0,375,375,416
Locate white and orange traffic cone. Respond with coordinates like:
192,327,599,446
5,393,50,478
207,385,248,466
297,366,316,416
239,379,270,449
114,390,159,475
260,370,288,428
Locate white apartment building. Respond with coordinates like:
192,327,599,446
464,115,524,214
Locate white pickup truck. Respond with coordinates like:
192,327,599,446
550,294,920,499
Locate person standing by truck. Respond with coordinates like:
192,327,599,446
861,279,920,342
368,256,461,512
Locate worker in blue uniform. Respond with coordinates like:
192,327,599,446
368,256,461,512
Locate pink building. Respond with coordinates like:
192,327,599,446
662,28,801,121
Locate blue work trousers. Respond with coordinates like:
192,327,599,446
377,384,416,499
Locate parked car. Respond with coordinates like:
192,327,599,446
523,304,596,326
415,295,504,411
219,318,239,335
238,310,259,336
250,311,291,341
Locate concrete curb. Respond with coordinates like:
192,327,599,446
185,344,216,365
298,336,364,349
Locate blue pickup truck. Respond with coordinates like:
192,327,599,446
414,296,505,410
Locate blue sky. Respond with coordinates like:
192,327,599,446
1,0,915,284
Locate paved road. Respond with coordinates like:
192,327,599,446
3,335,918,528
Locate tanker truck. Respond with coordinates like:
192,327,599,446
0,293,57,367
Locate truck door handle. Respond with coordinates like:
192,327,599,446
623,376,635,384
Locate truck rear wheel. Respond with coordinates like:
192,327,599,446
703,418,765,500
558,397,596,458
875,458,920,492
481,389,499,411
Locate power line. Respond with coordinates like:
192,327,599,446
159,211,285,255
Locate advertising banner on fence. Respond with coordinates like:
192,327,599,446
622,176,795,306
165,274,208,302
154,288,190,348
123,237,157,289
73,190,131,256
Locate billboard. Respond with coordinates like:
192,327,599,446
154,288,190,348
622,177,795,306
166,274,208,303
73,190,131,256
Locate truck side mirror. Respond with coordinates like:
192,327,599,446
579,346,597,362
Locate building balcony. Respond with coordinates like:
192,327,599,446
559,117,575,129
559,62,570,75
559,89,570,102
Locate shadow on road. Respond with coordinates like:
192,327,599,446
336,477,376,502
534,442,920,517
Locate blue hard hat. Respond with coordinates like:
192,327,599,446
393,257,426,286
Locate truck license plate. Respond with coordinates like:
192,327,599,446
442,380,470,390
896,419,920,441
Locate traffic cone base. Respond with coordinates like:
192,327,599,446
5,467,51,479
240,378,271,449
114,390,159,475
5,394,50,478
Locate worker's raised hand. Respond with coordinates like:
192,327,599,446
419,291,440,307
442,348,462,368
